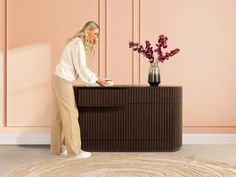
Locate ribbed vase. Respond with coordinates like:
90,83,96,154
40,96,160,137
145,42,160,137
148,61,161,86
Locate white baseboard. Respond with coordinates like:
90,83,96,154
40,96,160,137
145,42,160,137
0,134,236,145
0,133,50,145
183,134,236,144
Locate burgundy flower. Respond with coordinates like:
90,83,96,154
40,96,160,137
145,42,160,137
129,34,180,63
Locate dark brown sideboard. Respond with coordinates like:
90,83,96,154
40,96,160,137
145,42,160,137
73,85,182,152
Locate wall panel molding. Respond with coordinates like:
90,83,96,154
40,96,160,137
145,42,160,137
98,0,107,78
132,0,141,84
0,0,3,127
98,0,101,76
106,0,133,84
100,0,140,84
0,0,7,127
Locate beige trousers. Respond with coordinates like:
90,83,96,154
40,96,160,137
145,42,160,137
50,74,81,156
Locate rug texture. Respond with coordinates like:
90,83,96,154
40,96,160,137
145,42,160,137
2,153,236,177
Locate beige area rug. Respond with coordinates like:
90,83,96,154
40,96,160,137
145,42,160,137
2,153,236,177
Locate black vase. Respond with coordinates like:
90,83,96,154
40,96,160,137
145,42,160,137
148,62,161,86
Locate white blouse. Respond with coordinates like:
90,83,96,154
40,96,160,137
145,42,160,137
55,37,98,86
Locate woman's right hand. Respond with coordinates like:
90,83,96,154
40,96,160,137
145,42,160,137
96,79,108,87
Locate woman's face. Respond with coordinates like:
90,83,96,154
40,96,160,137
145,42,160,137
87,28,99,42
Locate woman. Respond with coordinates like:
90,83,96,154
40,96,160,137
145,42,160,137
51,21,107,158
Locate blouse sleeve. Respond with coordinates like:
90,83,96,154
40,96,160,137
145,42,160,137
71,40,98,86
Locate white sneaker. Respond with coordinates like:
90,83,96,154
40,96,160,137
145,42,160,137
60,145,67,156
73,150,91,159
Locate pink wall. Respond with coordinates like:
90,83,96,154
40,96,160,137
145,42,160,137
107,0,133,84
1,0,236,133
141,0,236,133
5,0,99,128
6,0,99,73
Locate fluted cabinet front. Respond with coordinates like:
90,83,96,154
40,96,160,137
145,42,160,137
74,86,182,151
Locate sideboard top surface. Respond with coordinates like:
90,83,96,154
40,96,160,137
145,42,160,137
73,84,182,89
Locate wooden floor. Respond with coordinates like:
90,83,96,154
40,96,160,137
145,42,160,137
1,144,236,175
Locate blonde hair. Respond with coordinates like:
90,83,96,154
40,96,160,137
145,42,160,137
67,21,100,55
